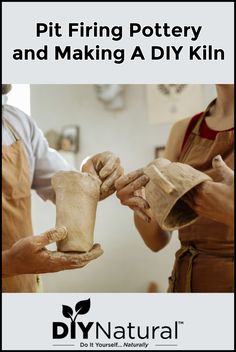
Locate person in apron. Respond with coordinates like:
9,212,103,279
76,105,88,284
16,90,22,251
2,84,123,293
115,84,234,292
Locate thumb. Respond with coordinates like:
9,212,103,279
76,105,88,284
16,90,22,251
33,227,68,249
212,155,234,184
81,156,97,176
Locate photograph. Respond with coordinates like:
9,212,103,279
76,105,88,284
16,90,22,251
60,125,80,153
2,2,234,350
155,146,165,159
2,84,234,294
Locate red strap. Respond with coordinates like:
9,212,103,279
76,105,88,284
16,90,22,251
201,119,234,139
181,113,234,152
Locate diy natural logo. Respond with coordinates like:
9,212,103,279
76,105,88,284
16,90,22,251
53,298,184,342
53,298,93,339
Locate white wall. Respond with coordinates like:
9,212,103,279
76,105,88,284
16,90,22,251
7,84,31,115
30,84,216,293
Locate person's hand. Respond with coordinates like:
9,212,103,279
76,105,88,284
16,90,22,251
81,151,124,200
115,169,151,222
2,227,103,277
183,155,234,226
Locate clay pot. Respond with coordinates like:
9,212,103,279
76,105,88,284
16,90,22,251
144,158,212,231
51,171,101,252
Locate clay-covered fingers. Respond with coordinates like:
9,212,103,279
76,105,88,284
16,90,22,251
97,152,121,179
133,208,151,223
79,243,104,261
65,243,103,270
100,187,116,200
81,156,97,175
122,196,151,223
100,166,124,200
45,244,104,272
212,155,234,185
123,196,149,211
115,170,151,222
115,169,146,190
115,173,149,198
32,227,68,250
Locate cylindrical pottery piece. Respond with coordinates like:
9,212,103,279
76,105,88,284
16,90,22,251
51,171,101,252
144,158,212,231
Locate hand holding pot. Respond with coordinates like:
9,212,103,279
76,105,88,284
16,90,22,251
81,151,124,200
183,155,234,226
115,169,151,222
2,227,103,277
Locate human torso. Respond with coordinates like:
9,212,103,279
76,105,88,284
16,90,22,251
168,101,234,292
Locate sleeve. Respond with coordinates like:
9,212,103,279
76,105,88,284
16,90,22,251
29,117,75,202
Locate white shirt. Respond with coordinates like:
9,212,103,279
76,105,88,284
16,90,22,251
2,104,74,202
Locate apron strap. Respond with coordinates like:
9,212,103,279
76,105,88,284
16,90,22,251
168,246,189,292
169,245,199,292
2,118,21,141
192,98,217,135
185,247,199,292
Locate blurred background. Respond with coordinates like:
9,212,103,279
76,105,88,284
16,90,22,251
7,84,216,293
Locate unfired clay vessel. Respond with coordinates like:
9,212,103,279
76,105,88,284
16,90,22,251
52,171,101,252
144,158,212,231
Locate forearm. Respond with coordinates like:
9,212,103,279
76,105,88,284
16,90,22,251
134,211,171,252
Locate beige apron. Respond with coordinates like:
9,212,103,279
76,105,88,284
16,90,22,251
2,120,41,292
168,100,234,292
